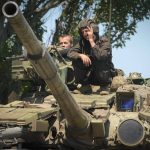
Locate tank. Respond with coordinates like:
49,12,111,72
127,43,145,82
1,1,150,149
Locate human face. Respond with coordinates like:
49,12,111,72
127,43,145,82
81,27,90,40
59,36,72,49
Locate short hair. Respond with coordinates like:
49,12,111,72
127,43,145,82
59,34,73,44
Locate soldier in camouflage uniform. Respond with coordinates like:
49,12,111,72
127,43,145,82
67,19,116,94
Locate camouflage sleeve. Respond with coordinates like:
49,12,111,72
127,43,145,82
91,37,112,60
67,43,81,60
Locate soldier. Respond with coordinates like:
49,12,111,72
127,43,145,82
46,35,75,91
67,19,116,94
58,34,76,90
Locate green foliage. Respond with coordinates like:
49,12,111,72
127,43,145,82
52,0,150,48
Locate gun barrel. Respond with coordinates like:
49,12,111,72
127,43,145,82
2,1,90,130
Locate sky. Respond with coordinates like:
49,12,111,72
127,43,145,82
42,7,150,79
112,19,150,78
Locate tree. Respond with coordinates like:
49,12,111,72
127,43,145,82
52,0,150,48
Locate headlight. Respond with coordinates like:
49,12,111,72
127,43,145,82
117,119,145,146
